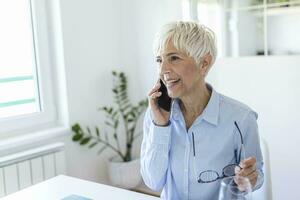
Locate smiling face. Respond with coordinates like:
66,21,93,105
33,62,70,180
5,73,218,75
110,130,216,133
156,41,206,98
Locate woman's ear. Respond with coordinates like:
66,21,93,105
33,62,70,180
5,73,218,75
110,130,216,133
200,54,212,76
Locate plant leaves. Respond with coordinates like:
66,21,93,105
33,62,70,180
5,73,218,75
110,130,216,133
113,133,117,139
120,104,131,112
72,123,82,134
80,137,91,145
104,131,109,142
112,89,118,94
71,71,148,161
105,121,114,127
114,120,119,128
127,118,134,123
112,110,119,118
89,142,98,148
97,145,107,155
95,127,100,137
86,127,91,135
72,134,83,141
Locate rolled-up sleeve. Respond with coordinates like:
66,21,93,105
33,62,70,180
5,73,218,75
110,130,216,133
140,108,171,191
241,110,264,191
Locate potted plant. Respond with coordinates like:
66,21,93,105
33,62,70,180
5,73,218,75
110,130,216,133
71,71,148,189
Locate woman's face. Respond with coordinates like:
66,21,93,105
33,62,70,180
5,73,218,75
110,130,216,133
156,41,204,98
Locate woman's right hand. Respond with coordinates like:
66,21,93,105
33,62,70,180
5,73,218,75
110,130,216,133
148,80,171,126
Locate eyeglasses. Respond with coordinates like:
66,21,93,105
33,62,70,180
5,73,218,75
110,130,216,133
192,121,245,183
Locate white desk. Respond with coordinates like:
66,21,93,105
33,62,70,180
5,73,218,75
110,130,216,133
1,175,160,200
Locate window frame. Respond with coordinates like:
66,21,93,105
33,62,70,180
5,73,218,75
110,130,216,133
0,0,63,134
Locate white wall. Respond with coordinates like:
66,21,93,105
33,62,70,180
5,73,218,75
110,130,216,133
58,0,123,183
268,13,300,55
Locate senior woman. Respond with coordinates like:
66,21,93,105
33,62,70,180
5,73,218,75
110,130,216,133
140,21,264,200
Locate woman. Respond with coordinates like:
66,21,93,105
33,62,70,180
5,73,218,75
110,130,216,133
140,21,264,200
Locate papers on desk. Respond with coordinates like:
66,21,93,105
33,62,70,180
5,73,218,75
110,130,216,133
61,194,93,200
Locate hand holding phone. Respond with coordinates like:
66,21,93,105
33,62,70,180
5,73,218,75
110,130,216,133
147,79,171,126
157,79,172,112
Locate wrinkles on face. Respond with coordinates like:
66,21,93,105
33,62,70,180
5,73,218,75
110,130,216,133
155,41,203,98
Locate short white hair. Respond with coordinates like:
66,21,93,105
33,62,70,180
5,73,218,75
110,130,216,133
153,21,217,66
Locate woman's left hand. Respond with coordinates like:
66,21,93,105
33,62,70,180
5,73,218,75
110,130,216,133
235,156,258,188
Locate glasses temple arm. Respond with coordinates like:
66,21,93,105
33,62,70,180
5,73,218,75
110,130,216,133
192,132,196,157
234,121,245,164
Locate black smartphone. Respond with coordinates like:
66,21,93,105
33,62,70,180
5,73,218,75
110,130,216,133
157,79,172,112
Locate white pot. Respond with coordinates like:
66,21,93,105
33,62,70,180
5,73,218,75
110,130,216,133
107,157,142,189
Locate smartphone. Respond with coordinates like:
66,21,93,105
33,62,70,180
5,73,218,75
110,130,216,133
157,79,172,112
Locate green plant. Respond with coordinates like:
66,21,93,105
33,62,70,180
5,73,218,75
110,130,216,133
71,71,148,162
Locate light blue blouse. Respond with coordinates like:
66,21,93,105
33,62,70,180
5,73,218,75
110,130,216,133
140,84,264,200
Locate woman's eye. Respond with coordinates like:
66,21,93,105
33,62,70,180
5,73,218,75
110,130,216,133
170,56,179,61
156,58,162,63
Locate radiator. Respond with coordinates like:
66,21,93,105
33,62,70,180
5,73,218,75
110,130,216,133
0,142,66,197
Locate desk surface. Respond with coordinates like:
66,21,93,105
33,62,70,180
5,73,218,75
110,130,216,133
2,175,160,200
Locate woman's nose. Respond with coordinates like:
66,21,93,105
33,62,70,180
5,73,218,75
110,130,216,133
160,60,171,75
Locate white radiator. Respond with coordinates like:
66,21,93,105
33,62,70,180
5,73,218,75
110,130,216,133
0,142,66,197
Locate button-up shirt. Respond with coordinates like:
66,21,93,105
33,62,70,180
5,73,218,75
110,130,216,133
140,85,264,200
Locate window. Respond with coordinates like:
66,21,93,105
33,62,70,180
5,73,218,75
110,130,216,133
0,0,58,133
186,0,300,57
0,0,40,119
